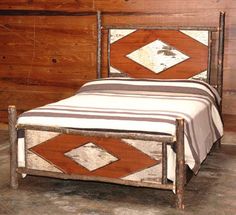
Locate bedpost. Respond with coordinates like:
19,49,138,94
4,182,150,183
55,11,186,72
216,11,225,148
97,10,102,79
207,31,213,84
8,105,18,189
175,118,185,209
217,11,225,113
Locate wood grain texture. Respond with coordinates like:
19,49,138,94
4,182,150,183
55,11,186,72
0,15,97,122
0,0,236,121
110,29,208,79
0,0,94,12
95,0,231,13
29,134,159,178
223,114,236,132
103,12,220,27
0,90,74,123
1,0,234,13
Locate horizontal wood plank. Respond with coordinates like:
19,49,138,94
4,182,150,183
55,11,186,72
0,14,97,122
0,0,94,12
0,90,75,123
103,13,220,27
95,0,231,12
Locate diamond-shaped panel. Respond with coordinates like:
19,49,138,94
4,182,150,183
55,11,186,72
110,29,208,79
29,134,159,178
126,39,189,74
64,142,118,171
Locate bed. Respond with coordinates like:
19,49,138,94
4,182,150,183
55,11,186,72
8,11,225,209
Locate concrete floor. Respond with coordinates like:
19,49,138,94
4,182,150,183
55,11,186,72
0,129,236,215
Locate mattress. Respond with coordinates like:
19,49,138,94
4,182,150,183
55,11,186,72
17,78,223,181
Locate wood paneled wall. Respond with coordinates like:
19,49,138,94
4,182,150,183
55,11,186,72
0,0,236,123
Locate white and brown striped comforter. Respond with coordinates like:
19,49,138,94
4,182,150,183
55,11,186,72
17,78,223,181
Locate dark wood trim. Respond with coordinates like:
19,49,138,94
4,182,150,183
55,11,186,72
217,11,226,114
8,105,18,189
107,29,111,77
207,31,213,84
216,12,225,149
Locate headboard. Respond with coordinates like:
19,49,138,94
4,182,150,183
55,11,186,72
96,12,225,102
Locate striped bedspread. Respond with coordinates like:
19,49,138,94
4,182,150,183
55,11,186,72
17,78,223,180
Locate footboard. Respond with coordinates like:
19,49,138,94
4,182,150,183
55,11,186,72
8,105,185,209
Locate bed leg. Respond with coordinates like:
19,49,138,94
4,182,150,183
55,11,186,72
175,118,185,209
8,105,19,189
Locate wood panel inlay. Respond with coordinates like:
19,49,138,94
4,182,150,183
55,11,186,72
29,134,160,178
110,29,208,79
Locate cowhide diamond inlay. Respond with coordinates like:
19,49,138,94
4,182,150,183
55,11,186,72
126,39,190,74
64,142,118,171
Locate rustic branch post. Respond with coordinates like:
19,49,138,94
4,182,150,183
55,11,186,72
97,10,102,79
175,118,185,209
216,11,225,148
217,11,225,108
8,105,18,189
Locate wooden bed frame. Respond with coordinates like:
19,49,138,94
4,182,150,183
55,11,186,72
8,11,225,209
